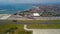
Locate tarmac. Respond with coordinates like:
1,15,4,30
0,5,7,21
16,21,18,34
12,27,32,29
8,15,60,20
24,25,60,34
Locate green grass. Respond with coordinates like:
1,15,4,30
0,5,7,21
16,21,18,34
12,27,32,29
18,20,47,23
18,20,60,23
0,20,32,34
50,20,60,23
0,20,60,34
27,24,60,29
19,20,60,29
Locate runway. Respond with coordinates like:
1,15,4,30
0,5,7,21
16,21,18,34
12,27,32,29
24,25,60,34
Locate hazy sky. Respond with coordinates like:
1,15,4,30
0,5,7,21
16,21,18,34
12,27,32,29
0,0,60,4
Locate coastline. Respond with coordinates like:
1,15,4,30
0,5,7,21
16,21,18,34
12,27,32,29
0,6,37,20
0,14,11,20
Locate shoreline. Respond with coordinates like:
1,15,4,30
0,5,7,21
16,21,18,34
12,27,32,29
0,14,11,20
17,6,37,13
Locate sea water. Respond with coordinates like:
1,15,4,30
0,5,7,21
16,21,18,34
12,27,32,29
0,4,33,14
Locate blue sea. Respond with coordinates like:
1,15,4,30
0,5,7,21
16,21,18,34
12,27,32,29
0,4,33,14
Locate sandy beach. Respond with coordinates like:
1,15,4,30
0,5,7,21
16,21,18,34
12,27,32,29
0,14,11,20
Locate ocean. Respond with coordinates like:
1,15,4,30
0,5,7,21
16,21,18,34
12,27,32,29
0,4,33,14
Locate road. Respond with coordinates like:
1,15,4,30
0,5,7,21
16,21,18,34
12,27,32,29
8,15,60,20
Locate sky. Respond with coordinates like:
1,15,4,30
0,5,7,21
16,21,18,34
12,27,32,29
0,0,60,4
